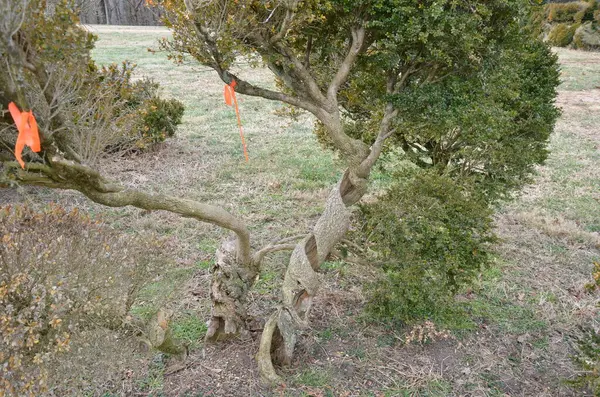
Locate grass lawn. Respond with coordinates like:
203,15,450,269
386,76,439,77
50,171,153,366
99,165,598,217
2,25,599,396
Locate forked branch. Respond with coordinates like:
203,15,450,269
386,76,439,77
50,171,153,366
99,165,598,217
327,26,366,103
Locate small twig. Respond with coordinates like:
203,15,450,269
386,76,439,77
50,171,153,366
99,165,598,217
271,233,307,245
164,358,222,376
252,243,297,265
263,5,279,23
340,238,365,254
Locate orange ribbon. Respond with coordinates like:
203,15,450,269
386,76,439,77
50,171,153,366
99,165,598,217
8,102,41,169
224,80,249,162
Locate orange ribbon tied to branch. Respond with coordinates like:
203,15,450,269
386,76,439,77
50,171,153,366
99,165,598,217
224,80,249,162
8,102,41,169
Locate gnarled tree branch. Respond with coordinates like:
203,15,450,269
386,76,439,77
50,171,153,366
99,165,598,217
4,157,253,264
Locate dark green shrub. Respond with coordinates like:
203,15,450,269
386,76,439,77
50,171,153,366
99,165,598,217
548,22,579,45
135,97,185,149
361,170,496,324
386,41,559,203
568,327,600,395
0,204,165,396
357,32,558,326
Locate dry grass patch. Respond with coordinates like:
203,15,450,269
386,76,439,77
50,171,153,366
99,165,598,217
554,47,600,91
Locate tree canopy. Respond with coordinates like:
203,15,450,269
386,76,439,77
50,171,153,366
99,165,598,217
162,0,559,195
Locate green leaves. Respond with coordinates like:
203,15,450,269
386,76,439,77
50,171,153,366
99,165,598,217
361,169,496,323
568,327,600,394
388,39,559,201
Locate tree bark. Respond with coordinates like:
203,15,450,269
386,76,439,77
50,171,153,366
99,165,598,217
257,168,369,383
256,100,397,384
205,237,258,341
103,0,110,24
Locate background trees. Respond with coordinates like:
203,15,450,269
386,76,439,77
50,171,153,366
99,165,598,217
75,0,164,25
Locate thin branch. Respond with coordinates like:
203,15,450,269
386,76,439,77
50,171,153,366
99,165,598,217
252,243,297,264
5,155,254,265
269,2,298,44
356,102,398,178
271,41,329,107
9,0,29,38
272,234,307,245
329,248,377,267
303,36,312,69
340,238,365,254
263,5,279,24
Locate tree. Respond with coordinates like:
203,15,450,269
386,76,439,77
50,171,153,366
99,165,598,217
1,0,559,385
159,0,559,382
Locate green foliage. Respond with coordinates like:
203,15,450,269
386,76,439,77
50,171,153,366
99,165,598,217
136,97,184,147
548,22,580,46
0,204,165,396
95,62,185,151
361,170,496,323
546,2,588,22
362,33,559,322
568,327,600,395
388,39,560,202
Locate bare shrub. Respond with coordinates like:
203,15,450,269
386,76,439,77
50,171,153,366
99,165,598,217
0,204,166,396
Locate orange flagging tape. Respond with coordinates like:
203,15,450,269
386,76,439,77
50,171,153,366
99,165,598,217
8,102,41,169
224,80,249,162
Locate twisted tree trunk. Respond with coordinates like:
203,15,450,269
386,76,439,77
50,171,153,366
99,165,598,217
257,168,369,383
256,103,397,383
205,234,303,341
